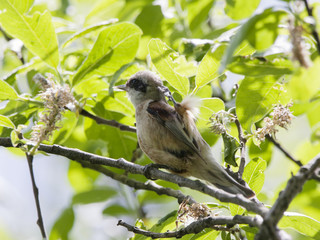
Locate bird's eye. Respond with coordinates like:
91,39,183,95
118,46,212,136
128,78,147,93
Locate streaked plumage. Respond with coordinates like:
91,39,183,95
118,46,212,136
116,70,255,198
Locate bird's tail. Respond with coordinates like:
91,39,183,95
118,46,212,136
201,167,255,198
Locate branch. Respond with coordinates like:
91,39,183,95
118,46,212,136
256,153,320,239
235,117,246,178
79,160,195,204
79,109,136,133
0,137,268,216
267,136,320,181
118,215,262,239
266,136,303,167
302,0,320,54
25,153,47,239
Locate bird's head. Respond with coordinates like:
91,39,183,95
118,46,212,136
116,70,166,107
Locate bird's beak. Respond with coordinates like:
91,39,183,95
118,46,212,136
114,84,128,91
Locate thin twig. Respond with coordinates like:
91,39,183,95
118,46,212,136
256,153,320,239
266,136,320,181
0,137,268,216
79,161,194,204
266,136,303,167
118,215,262,239
235,118,246,178
80,109,136,133
302,0,320,54
25,153,47,239
233,84,246,178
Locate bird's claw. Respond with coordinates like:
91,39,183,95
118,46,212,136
158,86,177,105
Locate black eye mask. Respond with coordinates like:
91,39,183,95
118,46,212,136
128,78,147,93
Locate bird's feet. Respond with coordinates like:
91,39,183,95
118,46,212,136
143,163,186,180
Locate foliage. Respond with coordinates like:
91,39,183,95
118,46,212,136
0,0,320,239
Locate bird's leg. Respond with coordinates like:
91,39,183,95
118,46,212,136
143,163,186,180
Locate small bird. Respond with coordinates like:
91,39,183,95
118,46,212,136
116,70,255,198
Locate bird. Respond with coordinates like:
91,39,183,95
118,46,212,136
116,70,255,198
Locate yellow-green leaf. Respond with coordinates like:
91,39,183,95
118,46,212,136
0,80,19,100
148,38,189,96
0,115,15,129
0,1,59,68
72,22,142,85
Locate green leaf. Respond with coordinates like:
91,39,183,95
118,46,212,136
195,44,227,92
0,2,59,68
236,76,288,132
50,207,74,240
288,58,320,102
0,115,15,129
225,0,261,20
198,98,225,128
148,211,177,233
243,157,266,194
181,228,219,240
148,38,189,96
68,161,99,193
230,158,266,216
62,19,118,48
72,22,142,85
222,133,239,167
0,80,19,100
135,5,164,37
72,188,117,204
220,9,285,73
187,0,214,31
50,111,78,145
227,55,293,76
103,204,132,216
279,213,320,239
85,104,137,160
248,138,273,164
229,202,245,216
84,0,125,26
246,10,286,50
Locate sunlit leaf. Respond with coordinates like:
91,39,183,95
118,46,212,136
236,76,289,132
288,59,320,103
228,55,293,76
0,115,15,129
198,98,225,128
0,80,19,100
72,22,142,85
84,0,125,26
0,1,59,68
195,44,227,92
220,9,285,73
148,38,189,96
62,19,118,48
279,212,320,239
243,157,266,194
225,0,261,20
187,0,214,31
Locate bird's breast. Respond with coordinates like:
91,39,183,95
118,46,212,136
135,101,193,172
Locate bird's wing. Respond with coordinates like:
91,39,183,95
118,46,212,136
147,101,201,155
